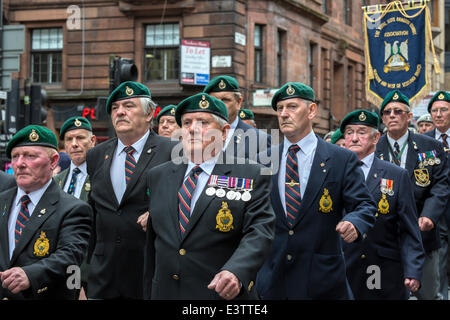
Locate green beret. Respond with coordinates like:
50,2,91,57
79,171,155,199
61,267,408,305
106,81,151,114
417,113,433,124
156,105,177,123
380,90,409,114
427,90,450,113
330,128,344,144
203,75,239,94
6,125,58,158
239,109,254,120
175,93,228,126
59,116,92,140
271,82,315,111
340,109,380,133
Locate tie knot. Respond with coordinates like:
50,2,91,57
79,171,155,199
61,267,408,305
73,167,81,175
288,144,300,154
20,195,30,205
358,160,364,166
124,146,135,155
394,141,400,151
191,166,203,177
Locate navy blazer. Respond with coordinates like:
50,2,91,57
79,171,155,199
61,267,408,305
256,136,377,299
375,132,449,252
343,157,425,300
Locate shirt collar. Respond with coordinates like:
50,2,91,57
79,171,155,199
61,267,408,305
186,154,220,178
117,130,150,156
435,128,450,139
360,152,375,169
387,130,409,147
69,161,87,176
16,178,52,208
283,130,317,157
230,117,239,130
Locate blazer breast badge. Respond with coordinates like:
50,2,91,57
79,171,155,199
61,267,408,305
414,168,430,187
378,194,390,215
319,188,333,213
34,231,50,257
216,202,234,232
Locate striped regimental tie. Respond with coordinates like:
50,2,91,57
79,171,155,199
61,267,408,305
285,145,301,228
392,141,401,166
124,146,137,185
441,133,449,152
67,167,81,195
178,166,203,236
15,195,31,243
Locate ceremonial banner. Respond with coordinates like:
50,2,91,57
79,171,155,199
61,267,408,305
363,1,440,106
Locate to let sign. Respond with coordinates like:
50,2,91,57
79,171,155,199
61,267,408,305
180,39,210,86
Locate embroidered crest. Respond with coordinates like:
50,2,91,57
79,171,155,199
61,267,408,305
216,202,234,232
378,194,389,214
319,188,333,213
33,231,50,257
414,168,430,187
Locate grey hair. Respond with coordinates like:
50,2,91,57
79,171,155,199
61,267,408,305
211,114,228,128
140,97,157,116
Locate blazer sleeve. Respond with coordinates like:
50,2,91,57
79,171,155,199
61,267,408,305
341,151,377,239
220,166,276,294
396,169,425,281
21,201,93,297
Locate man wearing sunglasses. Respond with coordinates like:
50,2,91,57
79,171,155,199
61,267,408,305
375,90,449,300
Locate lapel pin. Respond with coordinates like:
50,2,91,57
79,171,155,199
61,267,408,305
413,141,418,150
147,148,152,154
105,155,109,160
323,169,326,173
320,163,325,167
374,173,378,178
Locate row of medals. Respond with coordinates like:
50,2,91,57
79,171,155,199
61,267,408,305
380,185,394,196
418,156,440,168
205,186,252,202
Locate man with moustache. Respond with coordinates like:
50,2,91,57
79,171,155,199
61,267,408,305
256,82,377,299
0,125,92,300
143,93,275,300
375,90,449,300
341,109,424,299
86,81,177,299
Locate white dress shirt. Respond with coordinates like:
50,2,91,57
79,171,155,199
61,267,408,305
63,161,88,199
278,131,318,214
8,178,52,259
435,128,450,147
359,152,375,181
184,155,219,215
111,130,149,204
387,130,409,168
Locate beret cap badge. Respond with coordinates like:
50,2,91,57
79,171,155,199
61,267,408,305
438,93,445,100
170,108,176,115
286,85,295,96
74,118,82,127
218,80,226,90
393,93,399,100
240,111,245,118
199,95,209,109
29,129,39,142
359,112,367,121
125,86,134,96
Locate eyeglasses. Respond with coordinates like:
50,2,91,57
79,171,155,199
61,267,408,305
430,107,449,114
381,108,409,116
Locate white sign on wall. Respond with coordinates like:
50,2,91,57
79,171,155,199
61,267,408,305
253,89,278,107
212,56,232,68
180,39,210,85
235,32,246,46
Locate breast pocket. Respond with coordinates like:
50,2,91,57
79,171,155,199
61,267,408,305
206,199,244,235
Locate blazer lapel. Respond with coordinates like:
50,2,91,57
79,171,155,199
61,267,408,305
0,188,17,265
270,143,289,228
80,175,91,202
405,133,419,176
102,140,119,208
366,157,384,194
10,181,59,266
375,135,389,161
295,137,330,227
182,163,232,242
121,130,157,203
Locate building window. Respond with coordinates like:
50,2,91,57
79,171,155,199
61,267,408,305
276,30,285,87
344,0,352,26
31,28,63,84
309,43,318,91
144,23,180,81
254,24,264,83
322,0,330,15
445,2,450,72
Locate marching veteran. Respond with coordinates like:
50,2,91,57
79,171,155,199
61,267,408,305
239,109,257,128
54,116,96,202
0,125,92,300
143,93,275,300
256,82,377,300
417,114,434,135
86,81,177,299
156,104,180,138
341,109,424,299
375,90,449,300
204,75,271,161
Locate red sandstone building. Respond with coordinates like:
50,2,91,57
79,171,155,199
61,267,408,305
4,0,440,138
